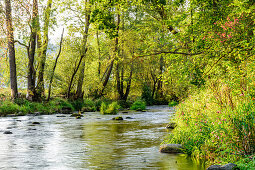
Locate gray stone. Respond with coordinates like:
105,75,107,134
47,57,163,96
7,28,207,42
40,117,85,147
159,144,183,153
126,117,134,119
207,163,238,170
32,122,40,125
166,122,177,129
56,115,66,117
112,116,124,120
3,131,13,134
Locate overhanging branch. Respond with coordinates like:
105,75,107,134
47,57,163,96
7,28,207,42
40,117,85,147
135,51,202,58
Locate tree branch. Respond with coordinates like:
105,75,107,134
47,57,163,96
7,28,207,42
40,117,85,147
14,40,28,48
135,51,202,58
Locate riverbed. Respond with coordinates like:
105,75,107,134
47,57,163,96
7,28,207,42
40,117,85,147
0,105,203,169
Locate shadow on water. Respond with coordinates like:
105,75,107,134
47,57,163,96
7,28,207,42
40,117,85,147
0,105,204,169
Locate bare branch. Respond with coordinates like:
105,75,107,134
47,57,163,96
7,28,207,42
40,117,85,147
14,40,28,48
135,51,202,58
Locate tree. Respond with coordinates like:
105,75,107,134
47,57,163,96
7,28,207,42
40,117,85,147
5,0,18,99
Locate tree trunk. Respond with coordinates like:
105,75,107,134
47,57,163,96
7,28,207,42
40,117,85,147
96,30,101,77
100,12,120,96
74,0,91,99
5,0,18,99
36,0,52,99
75,60,85,99
47,28,64,101
27,0,39,101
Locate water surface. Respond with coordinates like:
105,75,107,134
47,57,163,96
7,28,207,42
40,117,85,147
0,105,203,169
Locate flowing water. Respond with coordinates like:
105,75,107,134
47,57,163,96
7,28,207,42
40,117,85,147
0,105,203,170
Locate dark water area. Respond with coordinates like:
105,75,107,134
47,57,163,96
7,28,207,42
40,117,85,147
0,105,204,169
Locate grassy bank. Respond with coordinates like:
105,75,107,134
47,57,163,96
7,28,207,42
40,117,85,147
165,80,255,169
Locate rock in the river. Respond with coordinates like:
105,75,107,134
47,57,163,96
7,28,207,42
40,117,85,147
32,122,40,125
76,116,82,119
112,116,124,120
70,113,84,117
159,144,183,153
122,111,129,113
56,115,66,117
207,163,238,170
126,117,134,119
166,122,177,129
3,131,13,134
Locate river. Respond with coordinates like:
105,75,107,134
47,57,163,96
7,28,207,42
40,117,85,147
0,105,203,169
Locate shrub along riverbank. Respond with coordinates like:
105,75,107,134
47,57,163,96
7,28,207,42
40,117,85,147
0,96,150,116
165,80,255,169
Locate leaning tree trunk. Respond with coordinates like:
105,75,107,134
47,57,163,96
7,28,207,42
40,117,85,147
75,60,85,99
36,0,52,99
47,28,64,101
5,0,18,99
99,12,120,97
71,0,91,99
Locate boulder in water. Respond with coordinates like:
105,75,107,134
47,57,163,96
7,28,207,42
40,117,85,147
207,163,238,170
166,122,177,129
112,116,123,120
3,131,13,134
32,122,40,125
159,144,183,153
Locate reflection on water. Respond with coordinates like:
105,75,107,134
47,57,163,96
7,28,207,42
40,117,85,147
0,105,204,170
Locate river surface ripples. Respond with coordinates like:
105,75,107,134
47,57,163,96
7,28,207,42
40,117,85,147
0,105,203,170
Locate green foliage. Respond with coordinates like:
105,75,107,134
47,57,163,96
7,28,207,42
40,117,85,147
168,100,179,107
100,101,120,115
166,81,255,165
236,157,255,170
0,101,19,116
70,99,84,111
130,100,146,111
82,99,97,112
118,100,131,109
141,84,153,105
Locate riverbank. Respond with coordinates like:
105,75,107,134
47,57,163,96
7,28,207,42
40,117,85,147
0,98,104,117
165,84,255,169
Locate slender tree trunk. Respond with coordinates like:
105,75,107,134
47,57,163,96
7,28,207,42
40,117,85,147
75,61,85,99
74,0,91,99
5,0,18,99
67,52,86,98
100,12,120,96
123,65,133,101
47,28,64,101
96,30,101,77
36,0,52,99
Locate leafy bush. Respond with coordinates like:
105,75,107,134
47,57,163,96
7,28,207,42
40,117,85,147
100,102,120,114
130,100,146,111
50,98,74,111
168,100,179,107
0,101,19,116
166,83,255,166
70,99,84,111
141,84,153,105
82,99,96,112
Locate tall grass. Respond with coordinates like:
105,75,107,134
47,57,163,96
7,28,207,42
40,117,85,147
166,80,255,168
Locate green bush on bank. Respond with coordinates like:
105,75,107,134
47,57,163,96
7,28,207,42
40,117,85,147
168,100,179,107
165,82,255,168
130,100,146,111
100,102,120,114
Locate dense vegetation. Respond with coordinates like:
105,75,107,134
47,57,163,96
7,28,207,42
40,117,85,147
0,0,254,168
